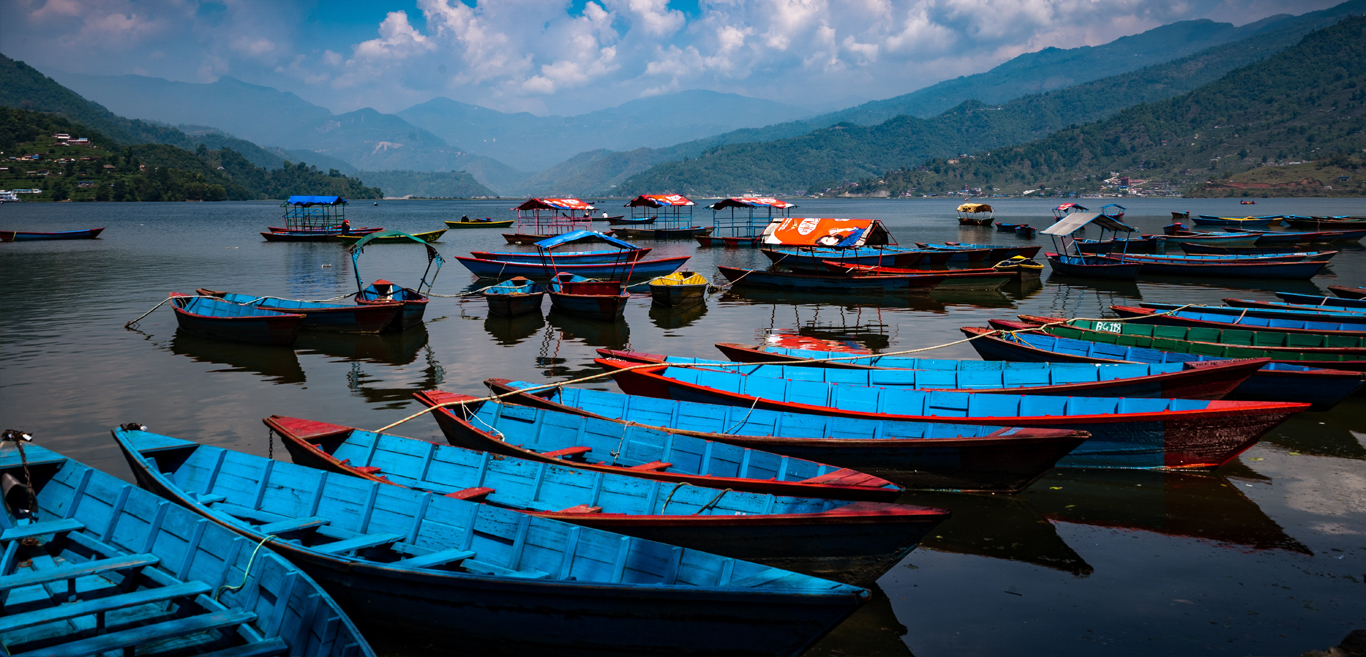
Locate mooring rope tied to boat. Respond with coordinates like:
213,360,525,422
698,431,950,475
215,534,277,602
370,303,1195,434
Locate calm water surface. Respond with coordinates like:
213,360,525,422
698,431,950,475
2,198,1364,656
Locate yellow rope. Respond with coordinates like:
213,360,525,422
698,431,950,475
372,304,1192,434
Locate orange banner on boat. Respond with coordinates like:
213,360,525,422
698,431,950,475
762,217,881,247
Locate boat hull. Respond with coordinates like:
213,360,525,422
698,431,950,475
356,296,428,329
485,291,545,316
548,291,628,320
1126,259,1328,279
717,265,942,292
696,235,761,248
446,219,515,228
170,299,304,346
761,248,938,272
0,227,104,241
1045,254,1140,279
196,289,401,333
457,255,690,280
611,226,714,240
651,284,706,307
503,233,552,245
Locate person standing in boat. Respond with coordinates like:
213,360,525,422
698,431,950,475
341,219,351,235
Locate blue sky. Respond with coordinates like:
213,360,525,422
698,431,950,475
0,0,1343,116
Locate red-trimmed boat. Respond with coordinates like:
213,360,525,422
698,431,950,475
0,227,104,241
716,265,945,292
548,273,629,320
413,391,903,502
821,262,1013,289
167,292,305,346
1330,285,1366,299
591,358,1308,470
1113,305,1366,337
195,288,400,333
265,415,948,586
482,378,1090,493
348,231,442,330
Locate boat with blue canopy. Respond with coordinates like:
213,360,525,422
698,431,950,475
481,379,1090,493
194,289,401,333
0,438,373,657
469,247,652,264
458,230,688,280
167,292,306,346
264,415,948,586
112,427,870,656
481,277,544,317
262,196,380,242
592,358,1308,470
594,348,1263,400
348,231,442,330
412,391,902,501
967,321,1364,410
1041,212,1141,279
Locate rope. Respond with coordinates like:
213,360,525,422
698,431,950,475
215,534,277,602
608,422,636,465
124,298,172,329
723,395,763,435
371,304,1195,434
659,482,692,514
694,488,733,515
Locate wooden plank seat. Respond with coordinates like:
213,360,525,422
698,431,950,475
627,461,672,472
311,533,404,555
18,607,257,657
257,517,330,535
541,446,592,459
0,554,160,594
0,518,86,542
460,560,550,580
445,487,494,502
354,466,382,475
0,581,212,633
798,468,883,487
394,549,477,569
556,505,603,514
197,637,289,657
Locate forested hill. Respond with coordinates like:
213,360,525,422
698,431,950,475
0,107,382,201
844,16,1366,198
612,4,1365,197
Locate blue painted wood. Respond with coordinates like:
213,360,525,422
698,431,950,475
169,294,305,346
355,283,427,329
1192,216,1276,227
456,254,689,280
0,442,373,657
1277,292,1366,309
0,227,104,241
1135,303,1366,330
1124,258,1328,279
113,428,871,656
483,278,546,317
471,249,650,264
198,291,400,333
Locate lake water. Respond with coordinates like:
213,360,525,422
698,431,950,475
1,197,1363,656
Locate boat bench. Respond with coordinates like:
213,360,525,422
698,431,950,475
197,637,290,657
627,461,671,472
19,608,257,657
258,517,330,536
0,554,160,595
542,446,592,459
0,518,85,542
446,487,494,502
312,533,405,555
0,580,212,634
799,468,882,487
395,549,477,569
461,559,550,580
557,505,602,514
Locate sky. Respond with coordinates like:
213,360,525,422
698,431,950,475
0,0,1345,116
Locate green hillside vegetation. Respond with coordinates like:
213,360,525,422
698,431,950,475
1188,156,1366,197
0,107,382,201
842,17,1366,198
616,13,1361,197
357,170,495,198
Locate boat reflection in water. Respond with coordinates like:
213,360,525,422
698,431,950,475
803,585,914,657
1023,468,1312,555
648,301,708,330
296,325,429,365
1260,405,1366,460
346,345,448,406
168,330,305,385
484,311,547,345
547,308,630,349
1002,275,1045,298
898,491,1094,577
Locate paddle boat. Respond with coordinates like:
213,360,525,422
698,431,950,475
0,227,104,241
348,230,442,330
481,379,1090,493
715,265,945,292
994,256,1044,278
194,289,401,333
1052,203,1089,223
757,219,945,272
1,438,373,657
482,277,544,317
112,427,870,656
458,231,687,280
265,415,948,586
337,228,445,243
761,246,947,272
969,320,1365,410
592,358,1309,469
611,194,712,239
594,349,1262,400
699,198,794,247
446,216,514,229
1221,227,1366,244
548,273,629,320
1127,303,1366,332
1011,316,1366,357
1073,235,1162,254
649,270,708,307
1160,224,1260,247
167,293,305,346
1042,212,1142,280
1192,215,1278,228
1276,292,1366,310
956,202,994,226
1180,243,1327,256
262,196,383,242
1105,251,1335,264
1284,216,1366,230
1171,211,1190,219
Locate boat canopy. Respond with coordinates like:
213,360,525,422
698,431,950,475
957,203,993,213
1053,203,1088,212
627,194,694,207
710,197,796,210
347,231,443,294
761,218,891,248
285,195,346,206
516,198,594,211
1041,213,1136,237
534,229,639,251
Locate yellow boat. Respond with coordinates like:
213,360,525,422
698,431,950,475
993,255,1044,278
648,270,708,307
446,218,515,229
337,228,445,244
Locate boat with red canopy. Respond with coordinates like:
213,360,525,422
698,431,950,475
504,198,595,245
697,197,795,247
615,194,712,239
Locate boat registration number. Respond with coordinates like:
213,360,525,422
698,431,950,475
1095,321,1125,333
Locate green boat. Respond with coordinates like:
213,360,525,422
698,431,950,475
1011,315,1366,364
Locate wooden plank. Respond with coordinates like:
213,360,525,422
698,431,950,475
291,593,323,652
0,581,211,633
725,568,793,589
717,557,735,586
589,472,605,507
1,540,18,578
446,487,493,502
64,469,94,520
99,486,131,543
557,505,602,514
627,461,671,472
201,449,228,496
700,441,714,474
197,637,288,657
18,608,257,657
262,572,299,638
258,517,330,536
139,502,170,555
611,536,631,583
174,520,210,585
506,516,531,571
308,472,328,516
557,527,581,580
406,493,432,544
738,449,753,478
311,533,403,555
461,560,550,580
196,494,228,506
0,518,85,542
474,452,492,488
0,554,159,593
662,546,682,586
418,442,438,484
251,460,276,510
395,548,476,569
541,446,591,459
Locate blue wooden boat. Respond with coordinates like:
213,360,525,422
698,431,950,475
354,280,428,330
481,277,544,317
1015,225,1036,238
1116,257,1328,279
967,322,1364,411
996,223,1022,232
594,348,1263,400
1132,303,1366,330
1109,251,1335,263
348,231,443,331
913,242,1041,263
760,246,949,272
1221,227,1366,244
112,428,869,656
1276,292,1366,310
591,359,1309,469
266,415,948,586
168,293,305,346
481,379,1090,493
1074,235,1162,254
468,247,653,264
716,266,945,292
195,289,401,333
1224,297,1366,315
1330,285,1366,299
413,390,902,501
1160,229,1260,248
1192,215,1277,227
1045,253,1140,279
1179,243,1334,256
1,439,373,657
547,273,629,320
456,254,690,280
0,227,104,241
